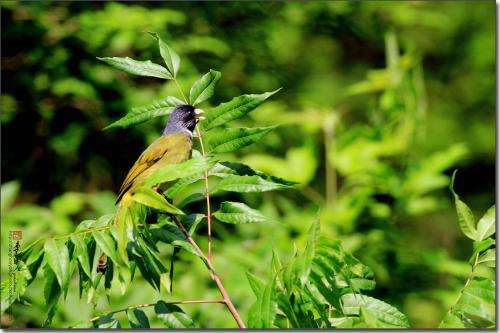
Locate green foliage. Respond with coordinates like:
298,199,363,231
247,218,410,328
438,177,495,328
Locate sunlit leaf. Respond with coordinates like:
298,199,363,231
215,175,290,193
155,301,195,328
246,271,265,297
148,32,180,78
248,275,276,328
189,70,221,105
44,239,70,297
213,201,268,224
477,249,495,267
201,89,281,130
205,126,277,153
70,234,91,278
97,56,171,79
476,205,495,241
341,294,409,328
133,188,184,215
92,313,121,328
92,229,120,265
450,171,476,240
1,180,19,214
439,277,495,328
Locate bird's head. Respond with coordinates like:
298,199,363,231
163,104,204,136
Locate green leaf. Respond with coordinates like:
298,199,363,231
141,156,213,189
477,249,495,267
439,277,495,328
476,205,495,241
209,161,297,186
104,107,173,130
213,201,268,224
133,188,184,215
450,171,476,240
97,56,171,79
470,238,495,264
92,313,121,328
201,88,281,130
128,308,150,328
148,32,180,78
341,294,409,328
189,69,221,105
43,239,70,297
150,222,200,257
43,264,62,326
116,205,131,266
248,274,276,328
70,234,91,278
92,229,120,265
155,301,195,328
205,126,277,153
300,216,320,285
215,175,290,193
1,262,31,314
246,271,265,297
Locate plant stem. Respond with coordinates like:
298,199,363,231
447,253,479,314
171,215,246,328
195,126,213,261
173,78,188,104
85,299,225,324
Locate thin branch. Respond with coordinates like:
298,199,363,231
171,215,246,328
83,299,224,325
195,126,213,261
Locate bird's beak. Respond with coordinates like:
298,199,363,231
194,108,205,122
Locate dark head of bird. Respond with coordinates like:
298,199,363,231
163,104,203,136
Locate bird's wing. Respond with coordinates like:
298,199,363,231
116,132,192,203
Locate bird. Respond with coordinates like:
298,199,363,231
97,104,204,273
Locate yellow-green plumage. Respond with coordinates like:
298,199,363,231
116,132,193,203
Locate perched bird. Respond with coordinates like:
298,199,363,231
115,104,203,203
97,104,203,273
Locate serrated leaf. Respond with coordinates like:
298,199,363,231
43,239,70,297
341,294,409,328
92,229,120,265
205,126,276,153
213,201,268,224
450,171,476,240
301,216,320,285
70,234,91,278
155,301,195,328
201,89,281,130
43,264,61,326
128,308,150,328
148,32,180,78
189,69,221,105
1,262,31,314
476,205,495,241
215,175,290,193
97,56,171,79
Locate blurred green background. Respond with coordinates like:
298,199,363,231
1,1,495,328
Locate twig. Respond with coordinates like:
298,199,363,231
171,215,246,328
84,299,224,325
195,126,213,261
